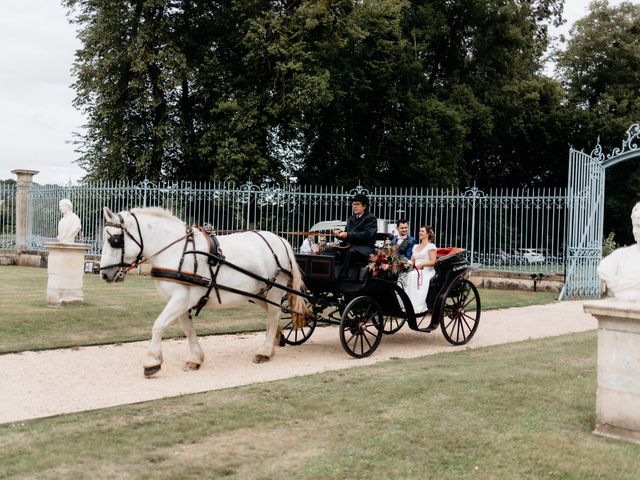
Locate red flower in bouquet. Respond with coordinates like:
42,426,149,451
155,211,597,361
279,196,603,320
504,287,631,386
367,247,411,279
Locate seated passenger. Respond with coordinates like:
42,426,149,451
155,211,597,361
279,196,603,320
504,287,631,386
300,234,318,254
327,193,377,279
317,235,327,254
391,218,417,259
399,225,437,314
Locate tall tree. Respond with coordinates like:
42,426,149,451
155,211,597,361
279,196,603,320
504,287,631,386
556,0,640,244
65,0,566,187
66,0,180,181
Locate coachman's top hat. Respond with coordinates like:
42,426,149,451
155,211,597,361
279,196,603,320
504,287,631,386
350,193,370,206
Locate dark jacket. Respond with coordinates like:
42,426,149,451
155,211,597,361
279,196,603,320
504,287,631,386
344,210,378,256
391,234,417,259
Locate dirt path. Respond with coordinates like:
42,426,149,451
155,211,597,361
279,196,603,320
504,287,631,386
0,300,595,424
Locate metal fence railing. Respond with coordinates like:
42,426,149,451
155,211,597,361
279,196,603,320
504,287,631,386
0,182,16,250
21,181,567,274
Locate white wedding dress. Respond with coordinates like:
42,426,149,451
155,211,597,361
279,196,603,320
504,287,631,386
399,243,436,314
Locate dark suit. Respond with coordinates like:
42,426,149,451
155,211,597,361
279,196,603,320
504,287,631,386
336,210,378,278
391,234,416,259
344,210,378,256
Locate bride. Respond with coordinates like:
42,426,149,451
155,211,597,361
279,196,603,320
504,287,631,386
399,225,437,314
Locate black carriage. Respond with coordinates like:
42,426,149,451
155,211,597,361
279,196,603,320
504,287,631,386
280,247,482,358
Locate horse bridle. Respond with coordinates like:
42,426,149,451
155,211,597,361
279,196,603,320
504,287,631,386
100,212,144,279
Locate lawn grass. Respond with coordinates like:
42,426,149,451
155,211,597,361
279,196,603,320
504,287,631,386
0,265,266,353
1,332,639,479
0,265,558,353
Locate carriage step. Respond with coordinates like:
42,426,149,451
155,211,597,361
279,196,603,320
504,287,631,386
408,325,437,332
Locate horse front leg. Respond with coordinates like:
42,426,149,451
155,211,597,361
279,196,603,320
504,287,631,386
178,311,205,371
144,297,190,377
253,290,284,364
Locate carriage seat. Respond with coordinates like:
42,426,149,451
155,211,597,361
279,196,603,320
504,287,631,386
434,247,468,272
435,247,466,260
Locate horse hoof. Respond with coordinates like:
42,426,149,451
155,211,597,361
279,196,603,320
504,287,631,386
253,354,270,364
144,365,161,377
183,361,201,371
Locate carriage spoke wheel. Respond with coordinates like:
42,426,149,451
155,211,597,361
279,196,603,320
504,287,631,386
339,296,384,358
440,278,481,345
382,315,406,334
280,296,317,346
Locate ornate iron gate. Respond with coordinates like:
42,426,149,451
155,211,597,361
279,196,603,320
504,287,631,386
22,180,566,272
561,124,640,299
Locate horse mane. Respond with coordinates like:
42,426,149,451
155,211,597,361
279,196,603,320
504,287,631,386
130,207,183,224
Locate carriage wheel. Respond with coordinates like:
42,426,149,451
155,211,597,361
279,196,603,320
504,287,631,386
382,316,406,334
339,296,384,358
280,296,317,346
440,278,481,345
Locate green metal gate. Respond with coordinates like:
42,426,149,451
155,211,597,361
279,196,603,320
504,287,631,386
561,124,640,299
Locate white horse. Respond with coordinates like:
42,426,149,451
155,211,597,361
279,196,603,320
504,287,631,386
99,207,308,377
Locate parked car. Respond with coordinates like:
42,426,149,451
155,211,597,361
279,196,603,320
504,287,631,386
491,248,512,265
516,248,545,264
308,219,393,248
309,220,346,232
309,219,392,235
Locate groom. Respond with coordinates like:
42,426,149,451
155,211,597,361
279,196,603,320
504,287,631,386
391,218,416,259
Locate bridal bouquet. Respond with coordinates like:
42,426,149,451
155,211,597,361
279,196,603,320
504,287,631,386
367,245,412,280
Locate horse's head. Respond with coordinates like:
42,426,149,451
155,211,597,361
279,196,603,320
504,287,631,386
99,207,144,283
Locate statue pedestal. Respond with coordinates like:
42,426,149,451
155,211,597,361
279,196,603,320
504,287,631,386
584,299,640,444
44,243,92,306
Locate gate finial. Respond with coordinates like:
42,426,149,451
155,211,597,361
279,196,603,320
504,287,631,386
590,137,605,162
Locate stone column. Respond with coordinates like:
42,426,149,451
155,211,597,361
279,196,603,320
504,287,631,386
43,242,92,305
11,169,39,251
584,299,640,445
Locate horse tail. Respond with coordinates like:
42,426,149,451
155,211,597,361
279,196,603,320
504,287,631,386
282,238,310,329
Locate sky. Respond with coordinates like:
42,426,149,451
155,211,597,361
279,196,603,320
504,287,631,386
0,1,629,185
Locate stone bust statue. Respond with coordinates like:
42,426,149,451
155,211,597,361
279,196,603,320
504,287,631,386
597,202,640,301
57,199,82,243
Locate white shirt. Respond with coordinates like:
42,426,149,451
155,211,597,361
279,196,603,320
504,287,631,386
300,239,316,254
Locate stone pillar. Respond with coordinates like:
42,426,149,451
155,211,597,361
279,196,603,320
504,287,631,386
584,299,640,444
44,242,92,305
11,169,39,251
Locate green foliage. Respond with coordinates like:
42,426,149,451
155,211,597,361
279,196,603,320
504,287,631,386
602,231,617,257
64,0,568,187
557,1,640,117
556,1,640,244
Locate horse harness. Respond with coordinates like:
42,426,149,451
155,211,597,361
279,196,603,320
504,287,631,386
100,211,306,316
101,213,298,316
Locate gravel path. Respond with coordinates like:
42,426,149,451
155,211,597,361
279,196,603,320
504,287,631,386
0,300,595,424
